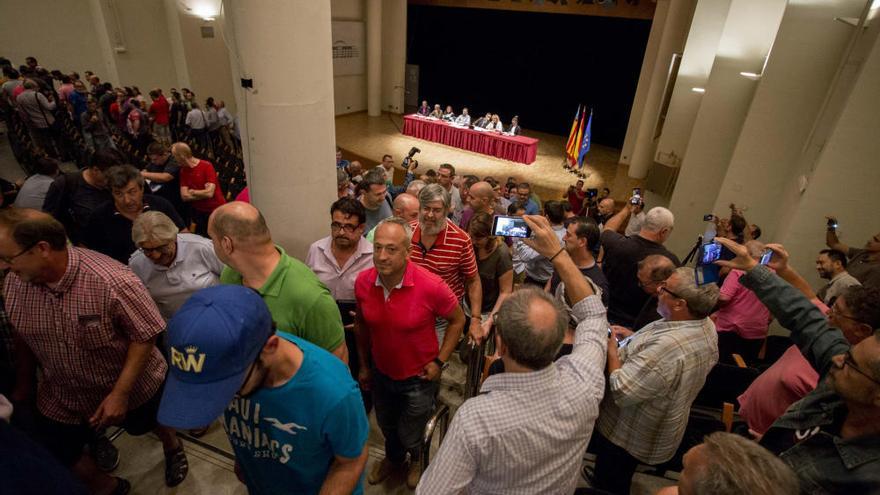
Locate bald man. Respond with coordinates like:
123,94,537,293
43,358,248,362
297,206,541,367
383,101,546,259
209,202,348,361
366,193,420,243
596,198,615,228
459,181,495,231
611,254,677,340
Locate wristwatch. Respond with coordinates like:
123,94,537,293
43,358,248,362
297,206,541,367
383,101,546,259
433,357,449,371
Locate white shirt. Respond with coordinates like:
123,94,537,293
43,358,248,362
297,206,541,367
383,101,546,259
455,114,471,126
449,185,464,225
185,108,207,129
305,235,374,302
217,107,234,127
485,120,503,131
128,233,224,320
624,211,646,237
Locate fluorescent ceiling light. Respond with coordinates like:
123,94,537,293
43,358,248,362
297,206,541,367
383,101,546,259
691,87,706,93
740,71,762,80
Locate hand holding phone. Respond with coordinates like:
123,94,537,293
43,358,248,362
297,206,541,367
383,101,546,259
492,215,532,238
826,217,838,230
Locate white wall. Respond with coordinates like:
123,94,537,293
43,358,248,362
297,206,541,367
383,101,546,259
332,0,367,115
177,14,236,112
0,1,107,78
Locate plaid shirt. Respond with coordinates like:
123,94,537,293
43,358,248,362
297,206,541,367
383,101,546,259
417,296,607,494
596,317,717,464
4,248,167,424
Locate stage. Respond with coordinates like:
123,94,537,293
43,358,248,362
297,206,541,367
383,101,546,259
335,112,643,203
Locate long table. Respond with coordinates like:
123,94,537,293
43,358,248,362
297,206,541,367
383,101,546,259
402,114,539,164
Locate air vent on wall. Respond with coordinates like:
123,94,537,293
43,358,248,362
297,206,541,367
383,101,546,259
201,26,215,38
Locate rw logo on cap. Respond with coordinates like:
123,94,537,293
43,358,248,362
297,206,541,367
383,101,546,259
171,345,206,373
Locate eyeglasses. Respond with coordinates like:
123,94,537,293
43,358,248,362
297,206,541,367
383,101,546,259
139,241,174,255
330,222,360,233
0,241,38,265
828,305,861,323
843,350,880,386
659,284,685,300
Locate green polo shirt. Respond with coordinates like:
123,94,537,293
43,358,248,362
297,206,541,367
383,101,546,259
220,246,344,352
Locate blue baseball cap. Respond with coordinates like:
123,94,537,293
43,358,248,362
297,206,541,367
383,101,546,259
158,285,273,429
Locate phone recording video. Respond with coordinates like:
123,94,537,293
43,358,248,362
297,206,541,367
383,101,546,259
827,218,838,229
700,242,722,265
760,249,773,265
492,215,532,238
703,214,715,222
632,187,641,197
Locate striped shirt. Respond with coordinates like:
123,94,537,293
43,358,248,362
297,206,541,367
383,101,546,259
417,295,608,494
410,219,478,299
4,248,167,424
596,317,718,464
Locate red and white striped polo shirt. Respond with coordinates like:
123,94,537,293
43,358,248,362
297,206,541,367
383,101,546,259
410,219,478,299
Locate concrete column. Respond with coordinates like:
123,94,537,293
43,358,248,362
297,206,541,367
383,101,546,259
381,0,407,114
665,0,787,257
654,0,731,168
163,0,192,89
626,0,697,179
87,0,121,86
620,0,669,165
222,0,337,259
366,0,383,116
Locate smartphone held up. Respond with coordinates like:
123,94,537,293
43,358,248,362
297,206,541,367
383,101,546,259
492,215,532,238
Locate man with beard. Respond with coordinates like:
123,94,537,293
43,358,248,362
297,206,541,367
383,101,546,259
715,237,880,493
815,249,861,305
410,184,484,344
306,198,374,404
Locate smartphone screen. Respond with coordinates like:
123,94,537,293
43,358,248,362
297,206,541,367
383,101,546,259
703,214,715,222
760,249,773,265
632,187,641,197
492,215,532,238
700,242,722,265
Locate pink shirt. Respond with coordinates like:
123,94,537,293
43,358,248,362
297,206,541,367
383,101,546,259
736,297,827,434
713,269,772,339
305,235,373,302
355,262,458,380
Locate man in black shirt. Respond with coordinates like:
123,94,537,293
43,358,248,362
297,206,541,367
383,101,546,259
549,216,610,307
142,142,186,223
83,165,185,263
600,201,680,327
42,149,121,244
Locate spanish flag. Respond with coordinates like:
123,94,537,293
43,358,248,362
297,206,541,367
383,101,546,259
565,105,582,166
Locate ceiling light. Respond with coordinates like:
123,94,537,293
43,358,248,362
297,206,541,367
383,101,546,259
691,87,706,93
740,71,762,80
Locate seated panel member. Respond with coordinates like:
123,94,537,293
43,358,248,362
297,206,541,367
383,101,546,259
507,115,522,136
429,104,443,119
473,112,491,128
442,105,455,122
417,100,430,116
485,114,503,132
454,107,471,127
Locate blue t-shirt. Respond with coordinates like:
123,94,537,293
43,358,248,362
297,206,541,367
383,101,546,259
223,334,369,495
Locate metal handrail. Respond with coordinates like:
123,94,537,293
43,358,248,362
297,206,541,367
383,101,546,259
420,403,450,472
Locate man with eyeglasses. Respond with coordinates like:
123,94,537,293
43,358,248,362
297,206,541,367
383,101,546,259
715,237,880,493
611,254,676,340
590,266,718,494
1,208,188,492
159,285,369,495
306,198,374,405
736,243,879,438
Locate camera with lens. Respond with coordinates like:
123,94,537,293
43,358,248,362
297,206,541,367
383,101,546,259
403,147,421,169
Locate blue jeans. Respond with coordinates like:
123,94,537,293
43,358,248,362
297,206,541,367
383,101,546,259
372,370,437,464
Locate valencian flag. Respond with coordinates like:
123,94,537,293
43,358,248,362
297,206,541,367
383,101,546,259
564,105,582,166
577,109,593,169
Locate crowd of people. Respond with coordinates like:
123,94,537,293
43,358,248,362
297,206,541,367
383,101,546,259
0,56,879,495
415,101,522,136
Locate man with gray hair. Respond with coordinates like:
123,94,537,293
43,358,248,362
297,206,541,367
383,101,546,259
591,266,718,494
612,254,677,340
410,184,484,344
355,217,465,489
83,164,186,263
417,214,607,494
601,201,680,328
656,432,799,495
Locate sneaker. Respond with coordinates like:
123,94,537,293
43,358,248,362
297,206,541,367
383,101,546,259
406,458,422,490
368,457,396,485
92,434,120,472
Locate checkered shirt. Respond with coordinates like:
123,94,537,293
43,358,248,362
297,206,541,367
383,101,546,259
596,318,718,464
4,247,167,424
417,296,608,494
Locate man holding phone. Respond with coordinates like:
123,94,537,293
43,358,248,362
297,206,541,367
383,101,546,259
825,217,880,289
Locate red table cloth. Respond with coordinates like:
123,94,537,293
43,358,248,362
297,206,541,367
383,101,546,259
402,114,539,165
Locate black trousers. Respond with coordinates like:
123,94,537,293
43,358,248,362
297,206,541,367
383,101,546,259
589,430,641,495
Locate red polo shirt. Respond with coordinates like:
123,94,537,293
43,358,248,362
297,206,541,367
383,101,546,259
180,159,226,213
355,262,458,380
409,219,478,300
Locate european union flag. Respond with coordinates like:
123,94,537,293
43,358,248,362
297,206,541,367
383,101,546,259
577,110,592,168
